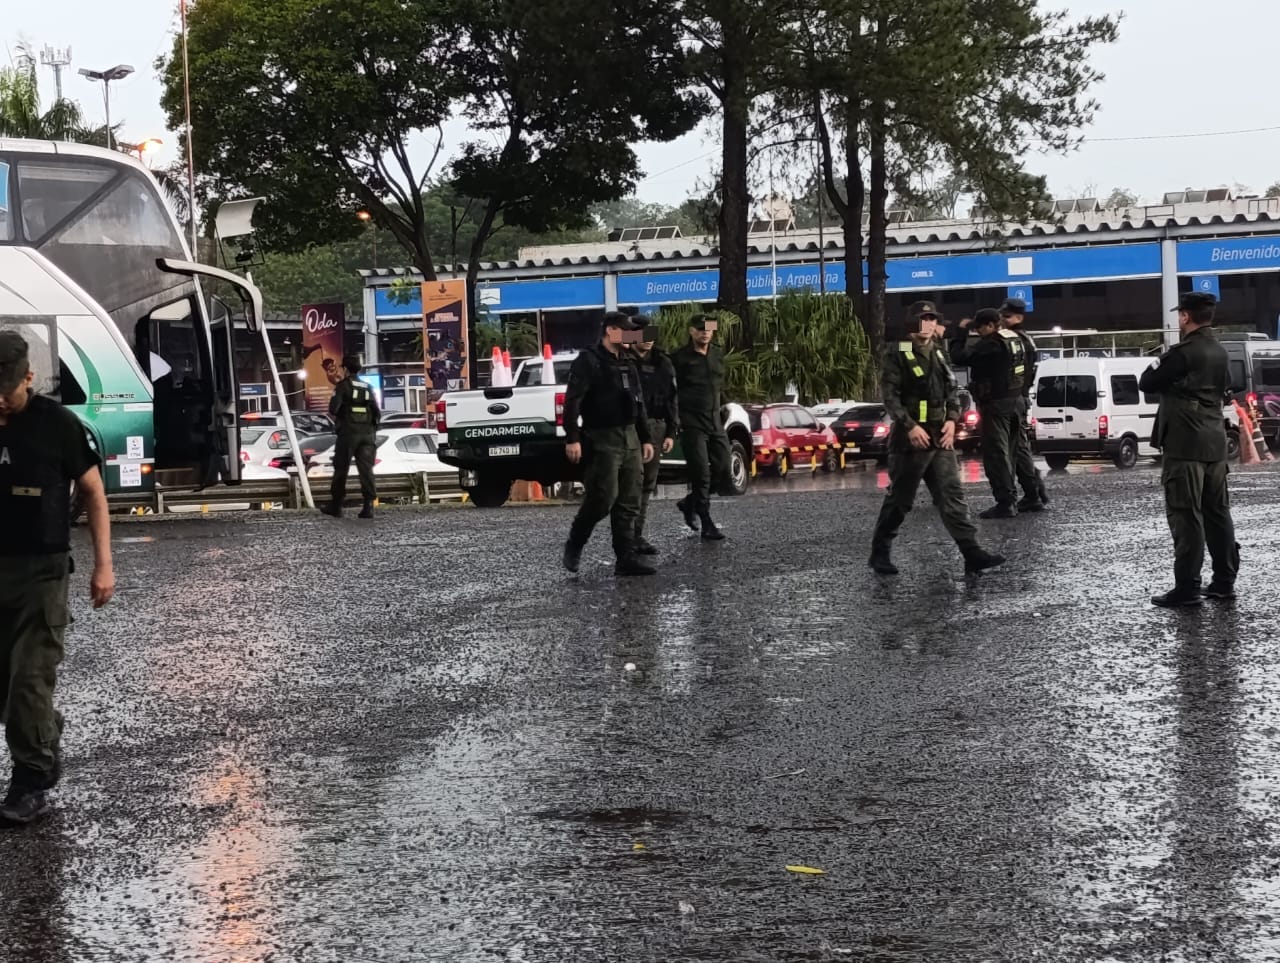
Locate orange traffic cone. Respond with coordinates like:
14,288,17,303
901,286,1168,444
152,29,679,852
530,482,544,501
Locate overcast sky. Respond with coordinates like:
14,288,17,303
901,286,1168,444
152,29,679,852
10,0,1280,211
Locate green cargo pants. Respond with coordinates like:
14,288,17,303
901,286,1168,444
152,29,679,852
979,407,1020,506
569,425,644,559
332,428,377,504
1162,457,1240,589
871,444,979,553
681,424,732,513
0,554,70,790
635,418,666,542
1013,408,1047,504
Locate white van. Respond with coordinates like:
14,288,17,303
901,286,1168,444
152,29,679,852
1030,356,1240,470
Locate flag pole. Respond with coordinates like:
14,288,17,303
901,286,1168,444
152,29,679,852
180,0,198,257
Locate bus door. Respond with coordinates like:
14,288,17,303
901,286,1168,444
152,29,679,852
139,296,236,488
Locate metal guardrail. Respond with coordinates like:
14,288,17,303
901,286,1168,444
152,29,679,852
140,471,466,515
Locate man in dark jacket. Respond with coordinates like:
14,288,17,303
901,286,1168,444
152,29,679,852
322,355,381,519
631,319,679,554
1139,291,1239,608
670,314,731,540
870,302,1005,576
999,298,1049,510
949,308,1028,518
562,313,656,577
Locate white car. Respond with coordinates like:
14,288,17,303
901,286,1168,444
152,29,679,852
239,425,300,467
809,401,851,429
307,428,444,479
240,463,290,481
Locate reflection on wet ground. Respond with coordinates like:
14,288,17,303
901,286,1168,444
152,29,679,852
3,463,1280,961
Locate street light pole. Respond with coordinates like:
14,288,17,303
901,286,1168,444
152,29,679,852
78,64,134,151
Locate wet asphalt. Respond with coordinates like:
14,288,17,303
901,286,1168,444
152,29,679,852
4,459,1280,962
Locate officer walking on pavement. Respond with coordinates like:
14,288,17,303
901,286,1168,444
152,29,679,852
0,331,114,825
671,314,731,540
322,354,380,519
630,318,679,555
949,307,1030,518
1139,291,1239,608
562,313,657,577
999,298,1049,510
869,304,1005,576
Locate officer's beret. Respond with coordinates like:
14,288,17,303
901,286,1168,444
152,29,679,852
0,330,30,393
908,300,940,319
999,298,1027,315
1172,291,1218,313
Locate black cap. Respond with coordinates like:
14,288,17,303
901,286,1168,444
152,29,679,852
689,313,719,331
999,297,1027,315
1172,291,1218,313
973,308,1002,327
908,300,940,320
603,311,643,331
0,331,30,393
341,354,362,375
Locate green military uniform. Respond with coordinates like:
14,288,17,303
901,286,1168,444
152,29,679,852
0,393,97,803
562,335,652,573
633,346,679,548
671,339,733,526
950,314,1028,514
327,373,380,515
1139,310,1239,603
1008,326,1048,507
871,338,990,568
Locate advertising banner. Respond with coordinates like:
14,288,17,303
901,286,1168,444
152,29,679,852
300,302,345,412
422,280,469,391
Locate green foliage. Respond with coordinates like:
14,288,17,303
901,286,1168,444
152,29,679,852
474,320,540,358
0,51,112,145
651,294,875,404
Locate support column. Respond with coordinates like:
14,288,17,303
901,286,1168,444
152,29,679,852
363,284,380,367
604,272,619,312
1161,238,1180,348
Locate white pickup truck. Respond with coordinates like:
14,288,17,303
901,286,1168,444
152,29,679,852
434,352,754,508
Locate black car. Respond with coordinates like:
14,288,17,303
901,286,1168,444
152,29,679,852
829,403,892,463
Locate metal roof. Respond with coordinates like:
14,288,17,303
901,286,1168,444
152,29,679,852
358,198,1280,285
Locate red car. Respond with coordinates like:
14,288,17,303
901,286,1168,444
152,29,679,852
748,403,843,474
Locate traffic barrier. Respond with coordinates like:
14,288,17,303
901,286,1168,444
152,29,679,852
753,441,852,476
1247,406,1274,463
1234,402,1260,464
145,470,465,515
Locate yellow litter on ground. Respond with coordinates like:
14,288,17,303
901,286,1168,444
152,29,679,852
785,864,826,875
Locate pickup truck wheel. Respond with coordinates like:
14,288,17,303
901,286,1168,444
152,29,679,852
728,439,751,494
467,476,512,509
1226,428,1241,462
1045,454,1071,471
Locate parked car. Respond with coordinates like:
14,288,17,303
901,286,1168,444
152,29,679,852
263,433,339,472
308,428,444,479
828,403,892,463
808,401,850,430
748,403,843,474
240,410,334,435
380,411,432,429
238,426,299,468
954,389,982,453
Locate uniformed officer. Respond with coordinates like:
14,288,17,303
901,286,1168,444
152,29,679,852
1139,291,1239,608
870,304,1005,576
949,307,1029,517
0,331,114,825
322,354,380,519
670,314,731,540
630,318,679,555
998,298,1049,511
562,313,656,577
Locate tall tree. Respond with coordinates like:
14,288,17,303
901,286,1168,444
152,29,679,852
682,0,799,330
784,0,1118,352
0,47,96,142
159,0,464,279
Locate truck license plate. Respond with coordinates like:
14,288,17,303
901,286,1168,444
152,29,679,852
489,445,520,457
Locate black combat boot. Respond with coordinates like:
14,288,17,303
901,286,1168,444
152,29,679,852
358,499,374,519
1202,581,1236,601
615,554,658,576
963,547,1007,574
978,502,1017,519
1,772,51,826
320,502,342,518
634,536,659,556
698,512,726,541
1151,585,1203,608
676,497,699,531
1016,496,1046,513
867,545,898,576
562,540,585,574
